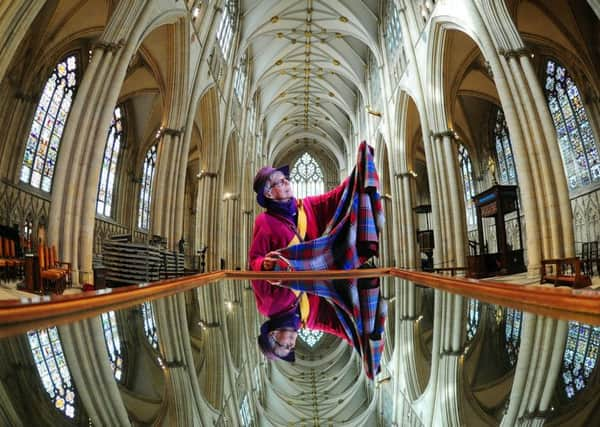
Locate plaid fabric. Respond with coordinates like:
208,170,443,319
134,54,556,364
273,141,386,379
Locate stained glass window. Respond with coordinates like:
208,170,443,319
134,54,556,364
544,59,600,191
384,0,407,79
216,0,238,59
20,54,79,192
97,106,124,217
504,308,522,367
27,327,76,418
101,311,123,381
368,53,382,111
137,145,157,230
466,299,480,342
298,328,324,347
290,152,325,199
561,321,600,399
233,55,247,103
494,109,517,185
141,302,159,349
239,394,252,427
458,144,476,228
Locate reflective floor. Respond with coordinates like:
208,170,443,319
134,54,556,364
0,276,599,426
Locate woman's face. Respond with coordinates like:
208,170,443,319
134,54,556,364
270,328,298,357
265,171,293,201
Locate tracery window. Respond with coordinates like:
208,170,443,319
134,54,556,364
298,328,324,347
368,53,382,111
290,152,324,199
28,327,76,418
494,109,517,185
544,59,600,191
465,299,480,342
561,322,600,399
233,55,247,103
216,0,238,60
458,144,476,228
97,106,124,217
239,394,252,427
137,145,157,230
384,0,407,79
141,302,159,349
101,311,123,381
504,308,522,367
20,54,79,192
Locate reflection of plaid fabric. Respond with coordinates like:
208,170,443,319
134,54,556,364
274,141,386,379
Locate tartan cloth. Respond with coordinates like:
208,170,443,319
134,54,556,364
273,141,387,379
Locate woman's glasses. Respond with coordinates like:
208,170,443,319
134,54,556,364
267,177,289,190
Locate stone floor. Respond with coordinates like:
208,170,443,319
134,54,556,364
0,278,82,300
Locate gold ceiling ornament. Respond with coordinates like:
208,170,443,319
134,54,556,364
305,31,312,38
336,32,343,39
279,70,286,75
279,91,286,97
291,39,296,44
270,16,279,23
283,117,288,121
307,8,313,14
277,32,283,38
328,91,335,97
339,16,348,23
275,59,283,66
332,59,340,66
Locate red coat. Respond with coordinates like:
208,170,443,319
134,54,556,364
248,182,350,342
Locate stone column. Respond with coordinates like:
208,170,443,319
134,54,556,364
195,170,219,270
398,173,418,270
0,1,46,84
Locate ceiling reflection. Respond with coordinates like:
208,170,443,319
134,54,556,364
0,277,599,426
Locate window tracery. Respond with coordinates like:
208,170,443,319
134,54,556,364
290,152,325,199
561,322,600,399
216,0,238,60
544,59,600,191
20,54,79,192
28,327,76,418
458,144,476,228
101,311,123,381
141,302,159,349
298,328,324,347
493,108,517,185
138,145,157,230
97,106,124,217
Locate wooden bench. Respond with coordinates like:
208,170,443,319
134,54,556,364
540,258,591,289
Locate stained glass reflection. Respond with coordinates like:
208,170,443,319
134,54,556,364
101,311,123,381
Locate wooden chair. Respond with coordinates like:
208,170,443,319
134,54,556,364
0,236,24,280
47,245,71,287
38,245,66,294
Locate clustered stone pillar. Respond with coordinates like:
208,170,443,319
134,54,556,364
428,131,467,269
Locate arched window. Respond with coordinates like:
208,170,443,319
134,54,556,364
141,302,159,349
298,328,324,347
233,54,247,103
544,59,600,191
384,0,407,79
20,54,80,192
290,152,324,199
368,53,381,111
28,327,76,418
138,145,157,230
504,308,522,367
466,299,480,342
494,109,517,185
101,311,123,381
216,0,238,59
561,322,600,399
458,144,476,228
97,106,124,217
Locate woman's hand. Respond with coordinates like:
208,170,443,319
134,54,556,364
262,251,281,270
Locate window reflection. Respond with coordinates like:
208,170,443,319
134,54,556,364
101,311,123,381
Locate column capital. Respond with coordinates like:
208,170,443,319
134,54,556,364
395,171,418,179
197,170,218,179
92,39,125,52
242,210,253,215
430,130,456,139
162,127,184,137
222,192,239,201
498,47,532,58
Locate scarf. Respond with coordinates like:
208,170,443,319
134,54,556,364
266,197,297,224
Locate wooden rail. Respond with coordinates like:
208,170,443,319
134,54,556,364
0,267,599,338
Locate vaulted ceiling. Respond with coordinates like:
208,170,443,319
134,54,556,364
238,0,381,164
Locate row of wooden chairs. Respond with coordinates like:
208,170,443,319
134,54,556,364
38,245,71,294
0,236,24,282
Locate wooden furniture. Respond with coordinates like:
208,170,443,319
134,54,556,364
432,267,468,276
0,236,24,280
540,258,591,289
467,185,526,278
414,204,434,271
24,254,42,293
581,241,600,276
38,245,67,294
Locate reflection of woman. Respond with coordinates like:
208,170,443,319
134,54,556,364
249,165,350,361
249,142,387,380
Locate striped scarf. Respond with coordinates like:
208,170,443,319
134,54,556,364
273,141,387,379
